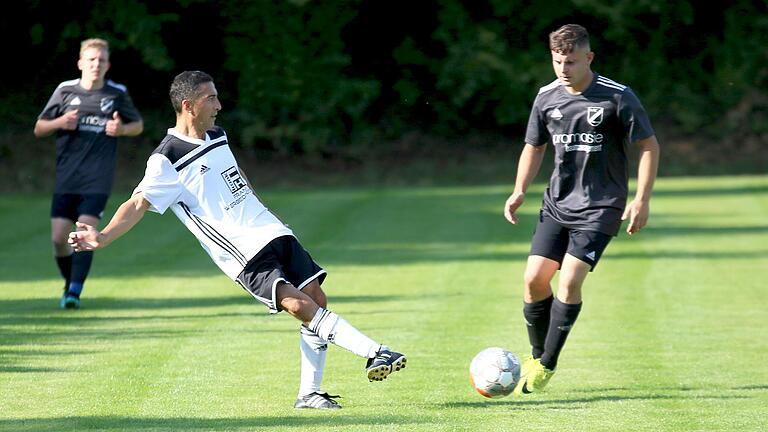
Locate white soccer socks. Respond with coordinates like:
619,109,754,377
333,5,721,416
298,326,327,397
307,308,380,359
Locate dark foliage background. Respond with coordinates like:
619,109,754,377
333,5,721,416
2,0,766,191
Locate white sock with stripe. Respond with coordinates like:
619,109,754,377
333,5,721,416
298,326,327,397
308,308,380,358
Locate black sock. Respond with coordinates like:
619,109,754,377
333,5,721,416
55,254,73,289
523,295,554,359
69,251,94,294
540,298,582,370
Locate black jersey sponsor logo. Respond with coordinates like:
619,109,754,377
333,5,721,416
69,96,82,106
550,108,563,119
221,166,247,193
200,165,210,174
78,115,107,133
552,132,604,145
100,97,115,114
553,132,604,153
587,107,604,126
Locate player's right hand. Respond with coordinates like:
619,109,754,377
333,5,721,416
60,110,79,130
503,192,525,225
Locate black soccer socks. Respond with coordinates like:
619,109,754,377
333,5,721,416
523,295,554,359
541,298,582,370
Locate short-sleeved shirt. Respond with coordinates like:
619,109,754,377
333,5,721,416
37,79,142,194
524,73,655,235
133,127,294,279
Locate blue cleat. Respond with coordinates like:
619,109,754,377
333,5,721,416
63,294,80,309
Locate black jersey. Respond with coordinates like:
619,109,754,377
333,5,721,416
37,79,142,194
525,73,655,235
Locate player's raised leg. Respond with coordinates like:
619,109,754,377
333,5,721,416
277,282,407,383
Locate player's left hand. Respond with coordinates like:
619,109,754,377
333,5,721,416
105,111,123,137
622,199,650,235
68,222,102,251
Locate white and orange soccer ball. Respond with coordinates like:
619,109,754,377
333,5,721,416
469,347,521,398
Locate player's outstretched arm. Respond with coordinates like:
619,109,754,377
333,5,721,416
504,143,546,225
68,193,151,251
622,135,660,235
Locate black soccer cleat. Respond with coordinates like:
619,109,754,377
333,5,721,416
294,392,342,409
366,348,407,381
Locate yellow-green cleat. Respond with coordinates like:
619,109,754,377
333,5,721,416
514,358,555,396
519,356,537,378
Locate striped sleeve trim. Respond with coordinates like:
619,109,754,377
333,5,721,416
537,79,561,94
106,80,128,93
174,141,227,172
596,76,627,91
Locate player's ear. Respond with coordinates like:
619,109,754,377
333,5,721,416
586,51,594,64
182,99,193,115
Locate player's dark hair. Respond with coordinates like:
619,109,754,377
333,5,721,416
549,24,590,54
169,70,214,113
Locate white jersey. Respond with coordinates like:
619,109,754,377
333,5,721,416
133,127,294,279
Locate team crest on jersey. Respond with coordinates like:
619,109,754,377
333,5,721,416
222,166,247,193
100,97,115,114
587,107,604,126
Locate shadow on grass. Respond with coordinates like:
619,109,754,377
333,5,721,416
651,183,768,197
0,366,66,373
605,249,768,260
0,292,407,373
0,414,429,431
0,293,405,314
642,225,768,236
443,384,757,409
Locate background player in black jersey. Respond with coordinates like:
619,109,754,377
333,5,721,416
34,38,143,309
67,70,406,409
503,24,660,395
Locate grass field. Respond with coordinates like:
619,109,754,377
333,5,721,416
1,175,767,431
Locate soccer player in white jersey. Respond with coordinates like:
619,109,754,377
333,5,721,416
503,24,660,395
68,70,406,409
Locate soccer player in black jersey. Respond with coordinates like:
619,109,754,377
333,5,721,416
34,38,143,309
68,71,406,409
503,24,660,395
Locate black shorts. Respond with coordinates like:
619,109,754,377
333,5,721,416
530,211,613,271
236,235,326,314
51,193,109,221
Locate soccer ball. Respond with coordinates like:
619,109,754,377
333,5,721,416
469,347,521,398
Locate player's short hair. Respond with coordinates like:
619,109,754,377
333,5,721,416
169,70,214,113
549,24,590,54
80,38,110,58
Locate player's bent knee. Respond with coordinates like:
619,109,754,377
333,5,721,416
302,281,327,308
523,271,551,291
277,282,319,322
